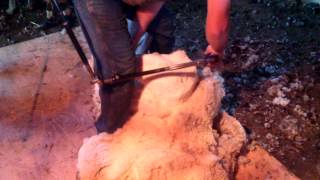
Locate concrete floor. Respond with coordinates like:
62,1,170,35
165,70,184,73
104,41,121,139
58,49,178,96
0,29,97,180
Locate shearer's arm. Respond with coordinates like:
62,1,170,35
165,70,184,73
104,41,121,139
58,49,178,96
132,1,166,48
205,0,231,56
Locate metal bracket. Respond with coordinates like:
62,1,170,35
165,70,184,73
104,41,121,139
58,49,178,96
101,55,220,85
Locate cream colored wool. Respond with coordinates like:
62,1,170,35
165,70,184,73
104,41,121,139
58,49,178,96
77,51,246,180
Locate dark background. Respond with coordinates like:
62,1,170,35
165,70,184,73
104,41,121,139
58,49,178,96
0,0,319,179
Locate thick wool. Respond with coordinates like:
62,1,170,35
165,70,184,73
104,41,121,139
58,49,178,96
77,51,246,180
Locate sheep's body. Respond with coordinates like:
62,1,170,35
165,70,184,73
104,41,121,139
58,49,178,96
77,51,246,180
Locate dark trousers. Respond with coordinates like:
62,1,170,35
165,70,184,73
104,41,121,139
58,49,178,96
73,0,174,133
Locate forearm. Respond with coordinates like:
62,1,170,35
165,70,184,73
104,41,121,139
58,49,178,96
206,0,230,54
206,31,229,55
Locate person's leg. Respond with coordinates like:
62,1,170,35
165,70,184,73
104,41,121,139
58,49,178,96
147,5,175,54
26,0,33,9
97,81,135,133
6,0,16,15
74,0,136,133
40,0,75,30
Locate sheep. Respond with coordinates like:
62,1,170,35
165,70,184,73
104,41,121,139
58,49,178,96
77,50,246,180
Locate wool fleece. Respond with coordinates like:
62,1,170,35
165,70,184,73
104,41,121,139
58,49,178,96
77,51,246,180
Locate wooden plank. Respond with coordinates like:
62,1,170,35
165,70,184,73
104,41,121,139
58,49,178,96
0,29,97,180
236,145,300,180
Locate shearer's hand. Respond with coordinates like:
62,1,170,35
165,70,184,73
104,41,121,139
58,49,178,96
204,45,224,71
204,45,222,58
132,1,165,49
